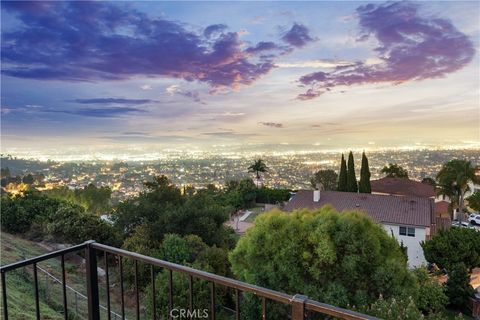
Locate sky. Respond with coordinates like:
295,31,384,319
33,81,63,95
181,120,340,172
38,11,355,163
1,1,479,158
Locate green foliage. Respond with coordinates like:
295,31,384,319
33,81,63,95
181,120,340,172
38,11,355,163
160,234,192,264
436,160,477,219
0,191,118,245
1,191,62,234
224,179,257,209
359,152,371,193
247,159,268,180
381,163,409,178
346,151,358,192
229,208,415,311
466,191,480,211
413,268,448,314
114,175,233,249
365,295,424,320
45,183,112,215
337,154,347,191
255,187,291,204
310,169,338,191
422,227,480,272
445,263,475,310
143,236,232,319
45,205,118,245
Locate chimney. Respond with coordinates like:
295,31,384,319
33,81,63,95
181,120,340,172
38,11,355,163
313,189,321,202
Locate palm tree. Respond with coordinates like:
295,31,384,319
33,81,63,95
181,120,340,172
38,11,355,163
248,159,268,182
436,160,478,222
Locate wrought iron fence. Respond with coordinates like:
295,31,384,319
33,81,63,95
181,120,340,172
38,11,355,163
0,240,378,320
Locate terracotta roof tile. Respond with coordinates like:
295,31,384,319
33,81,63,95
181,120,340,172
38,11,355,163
283,190,433,227
371,177,435,198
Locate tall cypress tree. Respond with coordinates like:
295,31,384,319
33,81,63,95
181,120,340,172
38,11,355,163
337,154,347,192
359,151,371,193
346,151,358,192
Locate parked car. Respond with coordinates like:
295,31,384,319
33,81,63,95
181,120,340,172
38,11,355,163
452,220,470,228
468,214,480,225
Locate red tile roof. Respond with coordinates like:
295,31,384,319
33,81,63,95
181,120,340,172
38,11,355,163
370,177,435,198
283,190,434,227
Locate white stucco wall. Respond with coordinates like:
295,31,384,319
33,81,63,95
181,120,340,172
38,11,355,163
382,224,428,268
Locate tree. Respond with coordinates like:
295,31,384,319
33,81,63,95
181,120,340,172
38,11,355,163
46,205,118,245
436,160,477,222
346,151,358,192
365,296,423,320
225,179,257,209
381,163,409,178
337,154,347,191
310,169,338,191
466,191,480,211
413,268,448,314
359,152,371,193
248,159,268,182
229,208,415,313
421,227,480,272
255,187,291,204
445,263,475,310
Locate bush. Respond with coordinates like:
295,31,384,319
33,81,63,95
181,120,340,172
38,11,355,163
422,227,480,272
229,207,416,314
445,263,475,310
413,268,448,314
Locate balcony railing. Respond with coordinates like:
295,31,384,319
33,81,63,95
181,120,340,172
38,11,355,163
0,240,378,320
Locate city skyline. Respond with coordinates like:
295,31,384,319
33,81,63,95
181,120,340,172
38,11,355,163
1,1,479,157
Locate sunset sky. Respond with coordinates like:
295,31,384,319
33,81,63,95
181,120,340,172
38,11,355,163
1,1,479,156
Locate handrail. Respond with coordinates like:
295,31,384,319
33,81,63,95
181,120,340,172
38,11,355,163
91,242,294,305
0,242,88,272
0,240,380,320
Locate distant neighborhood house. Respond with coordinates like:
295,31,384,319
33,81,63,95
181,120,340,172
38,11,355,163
283,189,437,268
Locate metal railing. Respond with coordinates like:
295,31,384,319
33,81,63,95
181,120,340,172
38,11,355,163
0,240,378,320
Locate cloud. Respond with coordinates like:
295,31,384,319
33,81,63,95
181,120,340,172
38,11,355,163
246,42,278,54
141,84,153,91
5,103,146,118
70,98,155,104
54,107,146,118
1,2,276,90
277,60,353,69
165,85,203,103
259,122,284,128
281,23,314,48
203,24,228,38
297,1,475,100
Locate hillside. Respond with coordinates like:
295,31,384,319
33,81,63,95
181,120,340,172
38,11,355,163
1,233,134,320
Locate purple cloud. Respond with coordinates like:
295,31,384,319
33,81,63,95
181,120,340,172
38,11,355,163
297,1,475,100
246,42,278,54
281,23,314,48
259,122,284,128
1,2,276,90
204,24,228,38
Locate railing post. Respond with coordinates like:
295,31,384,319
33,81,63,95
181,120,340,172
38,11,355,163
85,240,100,320
291,294,308,320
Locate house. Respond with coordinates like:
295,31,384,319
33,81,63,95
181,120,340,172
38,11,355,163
283,189,436,268
370,177,436,199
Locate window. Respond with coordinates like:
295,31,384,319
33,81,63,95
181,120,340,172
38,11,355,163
399,226,415,237
407,227,415,237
